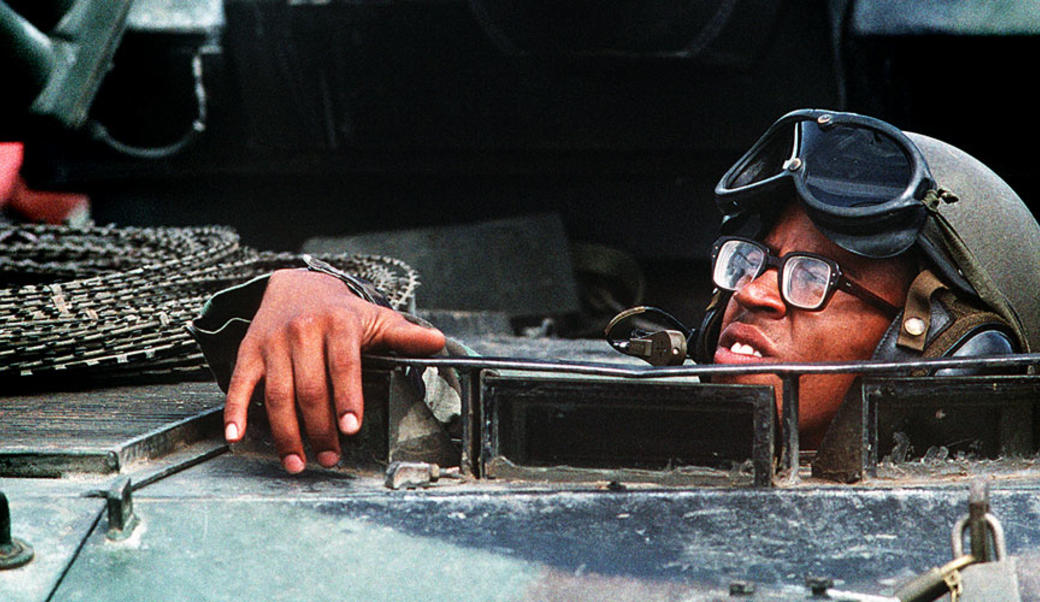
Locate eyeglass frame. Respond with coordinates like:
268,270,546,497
710,236,901,318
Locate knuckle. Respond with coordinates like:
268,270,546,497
307,423,338,445
234,339,263,366
263,382,294,409
272,436,302,457
294,382,327,404
287,313,322,343
327,350,359,374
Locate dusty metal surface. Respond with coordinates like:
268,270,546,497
0,382,223,477
2,339,1039,599
33,452,1040,600
0,492,105,602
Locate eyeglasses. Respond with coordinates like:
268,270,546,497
714,109,936,258
711,236,900,317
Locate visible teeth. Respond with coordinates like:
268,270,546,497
730,342,763,358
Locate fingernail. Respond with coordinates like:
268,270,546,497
317,451,340,467
339,412,360,434
282,454,305,474
225,423,239,441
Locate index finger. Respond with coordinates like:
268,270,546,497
224,345,264,442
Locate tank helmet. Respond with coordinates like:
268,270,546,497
909,131,1040,352
711,108,1040,354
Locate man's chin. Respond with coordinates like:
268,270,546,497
712,372,781,391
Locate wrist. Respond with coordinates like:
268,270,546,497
301,254,392,308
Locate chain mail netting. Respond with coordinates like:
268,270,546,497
0,223,419,385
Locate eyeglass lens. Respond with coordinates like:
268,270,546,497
714,240,834,310
713,239,765,290
782,255,832,309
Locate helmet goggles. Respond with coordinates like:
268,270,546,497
715,109,937,258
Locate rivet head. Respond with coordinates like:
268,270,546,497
904,317,926,336
782,157,802,171
817,114,833,126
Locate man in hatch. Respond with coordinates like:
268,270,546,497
191,109,1040,475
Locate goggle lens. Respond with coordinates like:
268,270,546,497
728,123,796,188
799,122,912,209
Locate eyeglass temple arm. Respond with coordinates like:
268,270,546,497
840,278,900,319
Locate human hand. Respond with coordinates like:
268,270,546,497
222,269,445,473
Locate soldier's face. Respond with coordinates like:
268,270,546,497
712,203,913,449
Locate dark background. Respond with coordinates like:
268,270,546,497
7,0,1040,323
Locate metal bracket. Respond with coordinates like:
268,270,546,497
105,476,140,541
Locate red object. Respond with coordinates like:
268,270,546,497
1,141,90,224
0,142,23,208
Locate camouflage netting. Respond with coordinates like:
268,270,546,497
0,223,419,384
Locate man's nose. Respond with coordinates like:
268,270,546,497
733,269,787,315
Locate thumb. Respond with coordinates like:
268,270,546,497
376,314,446,356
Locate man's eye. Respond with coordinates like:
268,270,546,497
735,248,763,268
731,250,762,277
791,263,828,295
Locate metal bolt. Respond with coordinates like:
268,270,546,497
904,317,926,336
817,114,833,126
783,157,803,172
105,450,120,471
385,461,440,490
806,576,833,597
0,493,34,570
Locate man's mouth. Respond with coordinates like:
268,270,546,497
727,342,763,358
714,323,778,364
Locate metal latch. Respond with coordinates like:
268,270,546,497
895,480,1020,602
950,481,1020,602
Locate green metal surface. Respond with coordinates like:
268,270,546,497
53,498,541,601
27,0,134,128
0,492,104,602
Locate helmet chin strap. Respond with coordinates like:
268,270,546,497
692,289,730,365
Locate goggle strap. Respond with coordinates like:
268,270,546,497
928,209,1029,351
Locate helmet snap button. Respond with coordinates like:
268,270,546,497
904,317,926,337
783,158,802,172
